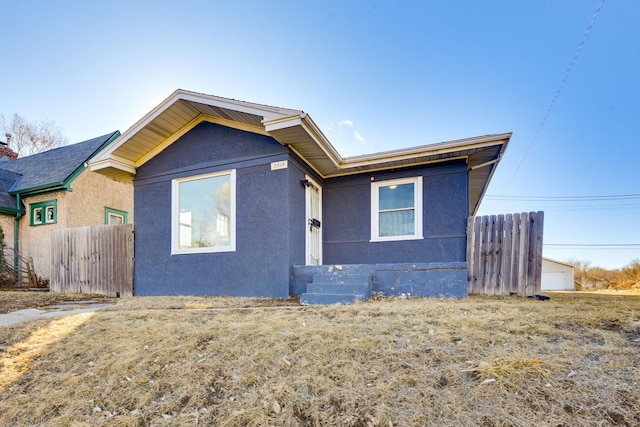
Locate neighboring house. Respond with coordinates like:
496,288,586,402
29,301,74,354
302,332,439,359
0,132,134,281
541,258,575,291
90,89,510,300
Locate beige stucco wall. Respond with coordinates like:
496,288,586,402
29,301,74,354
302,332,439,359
0,215,14,252
14,169,133,281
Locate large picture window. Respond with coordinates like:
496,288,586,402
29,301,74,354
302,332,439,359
172,170,236,254
371,177,423,241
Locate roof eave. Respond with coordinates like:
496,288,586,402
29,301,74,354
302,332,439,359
339,133,512,171
9,182,68,197
0,206,23,216
468,135,511,216
87,90,510,211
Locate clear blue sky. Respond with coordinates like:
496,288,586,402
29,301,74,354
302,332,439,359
1,0,638,269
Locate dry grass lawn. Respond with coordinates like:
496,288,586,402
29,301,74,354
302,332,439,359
0,291,112,314
0,292,638,426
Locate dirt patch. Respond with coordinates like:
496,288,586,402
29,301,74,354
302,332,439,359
0,292,639,426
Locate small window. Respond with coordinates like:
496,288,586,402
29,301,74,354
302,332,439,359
105,207,128,225
371,177,422,241
172,169,236,254
30,200,57,226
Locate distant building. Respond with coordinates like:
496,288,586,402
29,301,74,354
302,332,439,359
0,132,133,281
0,142,18,161
541,258,575,291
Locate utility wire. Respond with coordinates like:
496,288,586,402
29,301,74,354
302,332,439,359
487,192,640,201
545,243,640,248
503,0,605,192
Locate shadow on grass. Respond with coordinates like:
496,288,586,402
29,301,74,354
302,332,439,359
0,312,95,393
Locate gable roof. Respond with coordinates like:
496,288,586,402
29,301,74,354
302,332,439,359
0,131,120,210
543,257,576,269
90,89,510,215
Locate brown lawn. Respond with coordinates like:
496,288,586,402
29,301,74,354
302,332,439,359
0,292,638,426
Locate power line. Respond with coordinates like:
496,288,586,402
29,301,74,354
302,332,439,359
518,205,640,212
486,193,640,201
545,243,640,248
503,0,605,192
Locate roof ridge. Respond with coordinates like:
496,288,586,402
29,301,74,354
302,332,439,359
175,89,304,116
9,130,119,162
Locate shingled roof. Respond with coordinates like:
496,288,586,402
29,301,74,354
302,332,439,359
0,168,22,213
0,131,120,211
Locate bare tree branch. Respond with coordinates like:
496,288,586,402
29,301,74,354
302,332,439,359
1,113,68,157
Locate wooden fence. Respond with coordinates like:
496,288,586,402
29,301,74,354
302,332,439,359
50,224,134,297
467,211,544,296
0,247,42,289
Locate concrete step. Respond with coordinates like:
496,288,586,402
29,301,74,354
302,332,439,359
300,293,367,305
312,273,372,285
307,283,371,297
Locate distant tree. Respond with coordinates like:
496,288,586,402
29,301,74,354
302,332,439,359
0,113,68,157
621,258,640,287
566,258,617,289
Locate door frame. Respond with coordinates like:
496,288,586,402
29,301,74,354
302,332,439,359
304,175,322,265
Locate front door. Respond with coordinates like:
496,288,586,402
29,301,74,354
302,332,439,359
305,176,322,265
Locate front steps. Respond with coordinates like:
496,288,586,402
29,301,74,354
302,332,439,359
300,273,372,305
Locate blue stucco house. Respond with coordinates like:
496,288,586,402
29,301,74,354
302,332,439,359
90,89,510,302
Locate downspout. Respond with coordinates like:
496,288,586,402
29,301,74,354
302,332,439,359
14,193,21,272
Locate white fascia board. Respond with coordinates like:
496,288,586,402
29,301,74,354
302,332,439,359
299,116,343,168
91,90,187,164
93,89,299,164
264,114,344,168
176,89,301,121
89,155,137,174
263,114,304,132
340,133,512,169
324,155,470,179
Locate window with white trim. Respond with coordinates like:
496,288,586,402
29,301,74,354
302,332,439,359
172,169,236,254
371,177,423,241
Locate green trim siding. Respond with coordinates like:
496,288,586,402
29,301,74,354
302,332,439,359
9,182,67,197
105,207,128,224
29,200,57,226
0,206,23,216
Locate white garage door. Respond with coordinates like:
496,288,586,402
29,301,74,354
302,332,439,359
542,272,565,290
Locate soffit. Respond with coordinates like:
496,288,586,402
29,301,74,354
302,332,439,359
89,89,509,214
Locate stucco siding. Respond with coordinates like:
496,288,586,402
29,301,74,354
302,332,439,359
0,215,14,249
133,123,294,297
136,122,288,181
15,169,133,281
322,162,468,265
66,170,134,228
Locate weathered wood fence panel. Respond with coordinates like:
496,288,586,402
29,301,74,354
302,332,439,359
50,224,134,297
467,212,544,296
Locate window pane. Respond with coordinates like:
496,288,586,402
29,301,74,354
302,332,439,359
109,213,124,225
178,174,231,249
379,183,414,210
34,208,42,224
379,210,415,237
45,206,55,222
